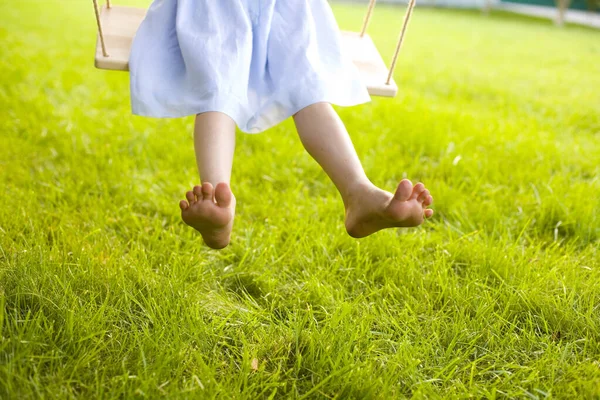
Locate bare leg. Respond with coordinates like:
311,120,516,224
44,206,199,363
179,112,236,249
293,103,433,238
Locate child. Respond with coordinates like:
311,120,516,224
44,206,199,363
129,0,433,249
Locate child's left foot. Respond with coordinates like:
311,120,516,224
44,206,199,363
345,179,433,238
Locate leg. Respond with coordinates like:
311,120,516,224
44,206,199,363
293,103,433,238
179,112,236,249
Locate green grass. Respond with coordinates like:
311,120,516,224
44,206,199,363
1,0,600,398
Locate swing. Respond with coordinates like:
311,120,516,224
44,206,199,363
92,0,416,97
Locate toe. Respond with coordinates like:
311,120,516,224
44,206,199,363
186,191,196,204
417,189,430,203
424,195,433,207
424,209,434,218
193,185,203,201
394,179,413,201
201,182,214,201
215,182,233,207
410,183,425,200
179,200,189,211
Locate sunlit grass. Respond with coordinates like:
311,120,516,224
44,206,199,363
1,1,599,398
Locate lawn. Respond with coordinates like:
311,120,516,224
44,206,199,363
1,0,599,398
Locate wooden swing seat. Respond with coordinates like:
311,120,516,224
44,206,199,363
94,6,144,72
93,0,415,98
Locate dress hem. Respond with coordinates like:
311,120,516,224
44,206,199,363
131,77,371,134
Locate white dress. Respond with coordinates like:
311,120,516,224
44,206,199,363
129,0,370,133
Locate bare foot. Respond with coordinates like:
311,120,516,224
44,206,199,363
344,179,433,238
179,182,235,249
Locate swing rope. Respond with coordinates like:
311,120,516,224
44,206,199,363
92,0,108,57
386,0,416,85
360,0,377,37
359,0,417,85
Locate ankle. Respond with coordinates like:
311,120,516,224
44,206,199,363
341,179,376,208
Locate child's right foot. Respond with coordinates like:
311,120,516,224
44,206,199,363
179,182,235,249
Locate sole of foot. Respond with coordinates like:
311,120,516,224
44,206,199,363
179,182,235,249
